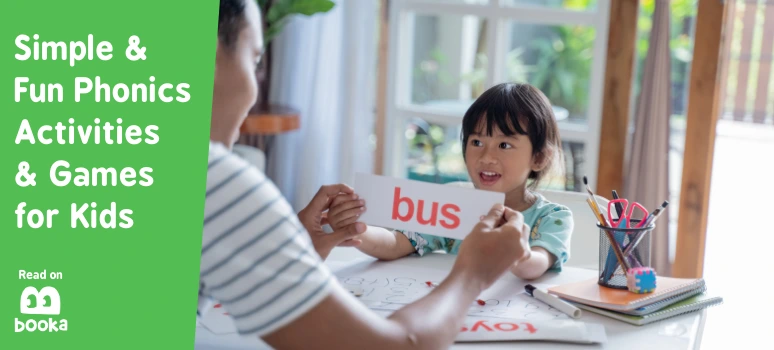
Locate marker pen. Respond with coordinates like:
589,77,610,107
524,284,582,319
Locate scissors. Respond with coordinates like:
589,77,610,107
607,199,649,229
601,199,648,281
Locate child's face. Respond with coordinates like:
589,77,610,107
465,122,539,194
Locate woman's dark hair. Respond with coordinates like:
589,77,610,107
218,0,247,47
461,82,565,190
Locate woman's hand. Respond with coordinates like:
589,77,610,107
297,184,367,260
453,204,531,291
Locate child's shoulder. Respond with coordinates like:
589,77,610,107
531,193,572,217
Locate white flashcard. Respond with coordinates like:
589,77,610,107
353,173,504,240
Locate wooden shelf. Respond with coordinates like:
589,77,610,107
239,104,300,135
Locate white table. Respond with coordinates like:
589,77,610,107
195,249,706,350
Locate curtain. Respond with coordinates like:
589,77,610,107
266,0,377,211
624,0,672,275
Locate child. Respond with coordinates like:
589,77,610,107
327,83,573,280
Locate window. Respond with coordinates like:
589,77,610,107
383,0,611,191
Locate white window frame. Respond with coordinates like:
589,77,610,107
382,0,611,191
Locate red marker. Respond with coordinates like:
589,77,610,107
425,281,437,287
477,299,486,306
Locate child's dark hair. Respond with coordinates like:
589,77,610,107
461,82,565,190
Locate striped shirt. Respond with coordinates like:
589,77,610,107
197,141,334,337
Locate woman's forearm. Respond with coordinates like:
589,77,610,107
385,268,484,348
263,265,487,350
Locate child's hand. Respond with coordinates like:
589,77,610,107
298,184,366,260
326,193,366,231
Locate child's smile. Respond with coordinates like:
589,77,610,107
479,170,502,186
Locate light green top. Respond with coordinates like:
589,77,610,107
396,193,573,271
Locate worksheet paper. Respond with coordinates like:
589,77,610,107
197,256,607,345
197,305,606,345
333,256,607,344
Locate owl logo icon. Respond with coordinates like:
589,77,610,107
20,286,60,315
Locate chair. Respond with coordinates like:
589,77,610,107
446,181,608,270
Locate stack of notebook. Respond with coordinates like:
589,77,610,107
547,276,723,326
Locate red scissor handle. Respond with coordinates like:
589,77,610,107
627,202,649,228
608,199,648,229
608,199,628,228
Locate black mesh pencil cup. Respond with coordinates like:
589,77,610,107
597,220,654,289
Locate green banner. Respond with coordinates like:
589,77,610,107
1,0,216,348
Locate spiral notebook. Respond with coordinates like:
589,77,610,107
617,285,707,316
568,293,723,326
547,276,705,312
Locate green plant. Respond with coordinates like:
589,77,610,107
513,0,596,117
412,48,455,104
257,0,335,43
460,48,533,99
407,122,444,182
460,53,488,98
529,25,594,116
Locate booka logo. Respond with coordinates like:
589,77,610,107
15,286,68,332
21,286,61,315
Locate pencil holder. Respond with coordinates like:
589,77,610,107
597,220,654,290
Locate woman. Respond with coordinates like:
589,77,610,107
199,1,532,348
